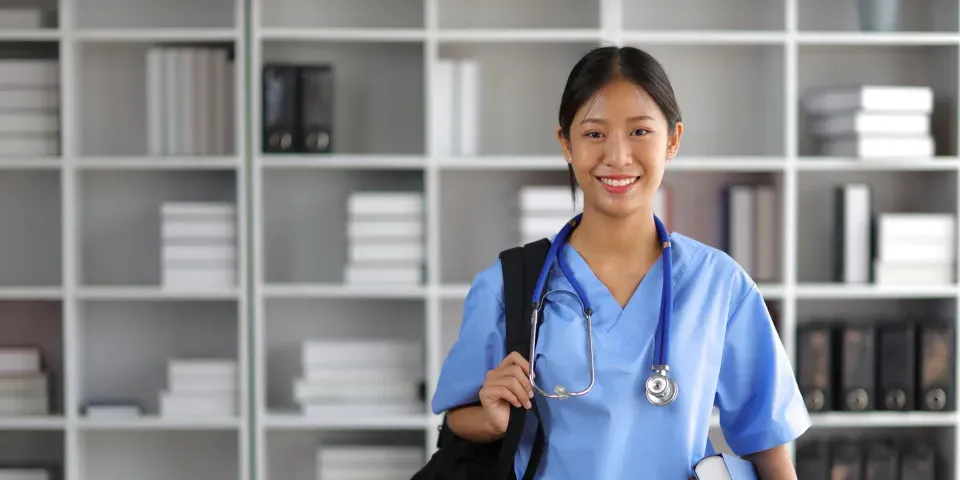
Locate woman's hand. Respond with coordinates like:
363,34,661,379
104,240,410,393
479,351,534,435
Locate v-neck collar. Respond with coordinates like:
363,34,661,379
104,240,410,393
551,241,666,336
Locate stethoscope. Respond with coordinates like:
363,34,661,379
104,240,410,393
527,212,678,407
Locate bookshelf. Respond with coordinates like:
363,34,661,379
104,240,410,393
0,0,959,478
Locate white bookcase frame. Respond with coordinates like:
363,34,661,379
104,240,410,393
0,0,959,478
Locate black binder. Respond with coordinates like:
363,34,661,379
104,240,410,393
917,323,954,411
878,322,916,411
261,64,299,153
834,324,876,412
298,65,333,153
796,323,833,413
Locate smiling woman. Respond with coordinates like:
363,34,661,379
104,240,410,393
422,46,811,480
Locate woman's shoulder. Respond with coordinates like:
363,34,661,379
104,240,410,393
668,232,756,301
463,257,507,311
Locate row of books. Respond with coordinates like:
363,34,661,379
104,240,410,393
295,339,423,417
0,59,60,157
797,437,936,479
836,184,955,285
802,84,935,159
315,445,423,480
146,46,235,156
161,202,238,290
161,358,237,418
720,184,779,283
345,191,424,286
262,63,333,154
432,58,479,156
797,320,953,413
0,346,49,417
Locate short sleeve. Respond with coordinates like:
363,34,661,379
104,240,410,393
430,260,507,415
714,282,812,456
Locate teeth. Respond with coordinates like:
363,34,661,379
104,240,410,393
600,177,636,187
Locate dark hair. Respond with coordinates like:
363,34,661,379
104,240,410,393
557,46,682,202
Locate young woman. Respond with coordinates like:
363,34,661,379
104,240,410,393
430,45,811,479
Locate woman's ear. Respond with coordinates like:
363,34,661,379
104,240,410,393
666,121,683,160
556,126,572,164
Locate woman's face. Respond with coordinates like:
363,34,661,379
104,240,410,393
557,77,682,220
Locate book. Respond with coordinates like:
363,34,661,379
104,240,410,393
694,453,758,480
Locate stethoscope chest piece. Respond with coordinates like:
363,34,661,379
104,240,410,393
645,365,678,407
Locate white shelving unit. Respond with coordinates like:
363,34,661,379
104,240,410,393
2,0,960,478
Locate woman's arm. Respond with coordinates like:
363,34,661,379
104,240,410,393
744,445,797,480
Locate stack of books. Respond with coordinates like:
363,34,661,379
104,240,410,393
0,346,48,416
160,202,237,290
518,185,583,245
160,358,237,418
0,58,59,157
873,213,956,285
802,85,935,159
720,184,779,282
345,191,424,286
145,46,234,156
315,445,424,480
431,57,479,157
294,339,423,417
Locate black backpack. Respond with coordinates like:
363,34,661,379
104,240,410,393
412,239,551,480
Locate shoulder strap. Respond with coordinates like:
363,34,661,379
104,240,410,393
496,239,551,480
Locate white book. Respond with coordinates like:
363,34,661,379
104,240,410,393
0,136,58,156
0,112,58,134
164,48,180,155
0,60,58,88
0,348,41,374
520,214,576,238
162,220,237,240
316,466,419,480
0,89,58,110
753,186,778,282
294,378,420,403
162,267,236,289
877,213,956,239
212,49,229,155
0,8,44,29
348,192,424,217
432,60,456,156
146,47,164,156
812,111,930,137
874,261,955,285
725,186,755,276
0,395,48,416
163,244,237,262
179,48,194,155
160,390,236,416
802,85,934,115
348,241,424,263
836,184,871,283
457,59,479,156
194,48,210,155
821,136,935,158
0,374,47,395
168,358,236,377
161,201,236,218
302,340,421,367
0,471,51,480
519,186,583,213
344,264,422,285
84,404,143,419
347,219,423,239
878,236,955,262
301,366,422,383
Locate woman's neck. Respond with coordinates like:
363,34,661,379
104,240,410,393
568,207,662,263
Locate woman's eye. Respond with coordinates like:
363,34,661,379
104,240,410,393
632,129,649,136
585,131,603,139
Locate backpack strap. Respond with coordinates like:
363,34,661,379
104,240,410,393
495,239,551,480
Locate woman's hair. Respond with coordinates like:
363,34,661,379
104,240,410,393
557,46,682,202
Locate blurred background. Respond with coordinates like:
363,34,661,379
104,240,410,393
0,0,956,478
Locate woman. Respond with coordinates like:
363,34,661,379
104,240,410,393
430,45,811,479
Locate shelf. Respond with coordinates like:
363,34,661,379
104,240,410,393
0,416,66,430
74,156,240,170
796,283,959,299
78,417,241,430
809,412,959,428
796,157,960,171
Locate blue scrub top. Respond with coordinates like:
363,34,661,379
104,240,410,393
431,232,812,479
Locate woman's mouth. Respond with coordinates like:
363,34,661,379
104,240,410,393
597,175,640,194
